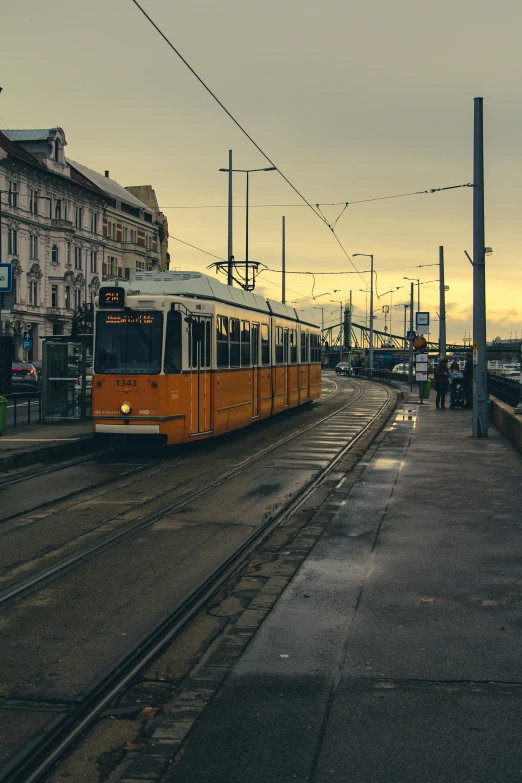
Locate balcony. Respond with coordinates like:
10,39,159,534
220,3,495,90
46,306,74,318
51,218,74,232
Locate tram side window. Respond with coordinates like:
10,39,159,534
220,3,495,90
217,315,229,368
290,329,297,363
164,310,182,373
241,320,251,366
300,331,306,362
305,332,310,363
252,323,260,366
275,327,284,365
230,318,240,367
311,334,318,362
261,324,270,366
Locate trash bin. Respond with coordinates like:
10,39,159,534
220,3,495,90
0,396,7,436
423,378,432,399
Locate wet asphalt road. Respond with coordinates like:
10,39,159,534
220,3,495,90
0,375,394,769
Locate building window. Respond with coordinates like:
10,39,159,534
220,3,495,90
90,251,97,273
63,201,68,221
29,281,38,306
52,244,59,264
124,268,130,279
65,286,71,309
75,207,83,229
30,234,38,259
55,200,62,220
90,212,98,234
51,285,58,308
74,247,82,270
8,229,18,255
54,139,61,162
74,289,82,310
29,190,38,215
8,182,18,208
66,243,71,266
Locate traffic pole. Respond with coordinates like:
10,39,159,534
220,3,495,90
227,149,233,286
472,97,488,437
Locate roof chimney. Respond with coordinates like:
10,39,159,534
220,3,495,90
104,170,110,178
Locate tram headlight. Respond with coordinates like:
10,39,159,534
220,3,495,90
120,402,132,415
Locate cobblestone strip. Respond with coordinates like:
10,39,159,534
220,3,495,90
111,386,399,783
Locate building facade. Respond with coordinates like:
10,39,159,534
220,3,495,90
0,128,170,360
0,128,109,360
67,163,167,278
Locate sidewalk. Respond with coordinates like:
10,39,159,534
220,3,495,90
156,387,522,783
0,420,93,472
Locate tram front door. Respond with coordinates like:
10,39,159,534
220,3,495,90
188,316,212,436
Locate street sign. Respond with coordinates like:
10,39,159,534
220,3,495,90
22,339,32,351
0,264,12,293
24,323,33,331
407,330,416,341
416,312,430,328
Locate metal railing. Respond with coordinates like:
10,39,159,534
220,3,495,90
487,373,521,408
6,391,42,427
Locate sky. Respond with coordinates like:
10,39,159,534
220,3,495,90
2,0,521,342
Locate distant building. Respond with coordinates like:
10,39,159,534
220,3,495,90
125,185,169,270
0,128,109,359
67,164,166,278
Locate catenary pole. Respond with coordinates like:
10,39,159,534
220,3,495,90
409,283,414,390
439,246,446,358
472,97,488,437
339,303,343,365
227,149,233,286
281,216,286,303
369,254,374,375
347,290,352,370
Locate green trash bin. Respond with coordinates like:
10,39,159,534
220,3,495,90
423,378,432,399
0,396,7,436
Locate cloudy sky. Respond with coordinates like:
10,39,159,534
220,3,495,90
2,0,521,341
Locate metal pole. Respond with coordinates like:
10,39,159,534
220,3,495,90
417,280,420,314
245,171,249,290
369,254,374,375
439,246,446,359
227,149,233,286
404,306,407,362
472,97,488,437
339,303,343,364
281,216,286,304
409,283,414,390
347,290,352,371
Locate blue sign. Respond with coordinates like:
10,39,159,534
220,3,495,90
22,339,32,351
407,330,416,341
416,311,430,329
0,263,12,293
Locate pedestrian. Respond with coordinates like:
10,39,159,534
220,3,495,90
463,352,473,408
434,357,450,409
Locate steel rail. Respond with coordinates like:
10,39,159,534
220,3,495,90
0,380,393,783
0,378,350,609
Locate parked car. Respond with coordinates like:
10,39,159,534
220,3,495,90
392,362,409,374
11,361,39,389
335,362,351,375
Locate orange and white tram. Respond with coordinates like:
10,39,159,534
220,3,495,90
92,271,322,445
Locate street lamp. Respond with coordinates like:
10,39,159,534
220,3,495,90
403,277,421,314
354,253,374,373
220,163,276,289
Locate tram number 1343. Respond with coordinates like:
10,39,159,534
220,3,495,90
116,379,137,387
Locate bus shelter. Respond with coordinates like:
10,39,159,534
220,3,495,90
41,335,92,422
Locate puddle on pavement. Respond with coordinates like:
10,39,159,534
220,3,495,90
392,408,417,427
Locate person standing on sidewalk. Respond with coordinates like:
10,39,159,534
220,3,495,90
463,352,473,408
434,357,450,409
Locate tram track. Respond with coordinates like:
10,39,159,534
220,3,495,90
0,377,393,783
0,377,351,607
0,379,339,526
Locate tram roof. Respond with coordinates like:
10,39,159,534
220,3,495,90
100,271,319,327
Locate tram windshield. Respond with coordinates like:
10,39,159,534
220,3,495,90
95,312,163,374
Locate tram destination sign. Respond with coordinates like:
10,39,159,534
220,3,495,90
99,287,125,309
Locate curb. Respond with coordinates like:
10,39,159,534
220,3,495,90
0,433,95,473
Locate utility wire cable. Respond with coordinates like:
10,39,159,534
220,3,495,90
130,0,326,228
